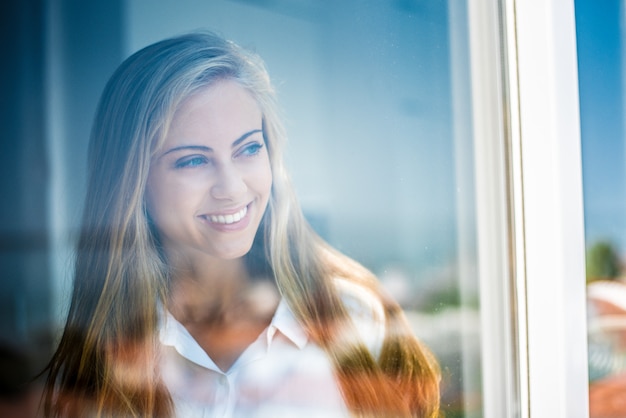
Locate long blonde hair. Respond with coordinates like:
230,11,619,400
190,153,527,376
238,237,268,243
43,32,440,417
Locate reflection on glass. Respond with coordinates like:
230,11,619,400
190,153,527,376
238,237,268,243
0,1,488,417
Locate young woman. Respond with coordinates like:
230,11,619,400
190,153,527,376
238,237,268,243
43,32,440,417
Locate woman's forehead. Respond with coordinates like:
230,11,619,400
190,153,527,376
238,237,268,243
150,81,263,154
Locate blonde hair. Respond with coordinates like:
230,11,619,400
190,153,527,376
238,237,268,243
43,32,440,417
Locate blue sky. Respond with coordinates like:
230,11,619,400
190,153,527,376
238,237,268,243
576,0,626,254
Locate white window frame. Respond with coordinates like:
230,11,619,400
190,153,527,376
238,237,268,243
469,0,589,416
513,0,589,416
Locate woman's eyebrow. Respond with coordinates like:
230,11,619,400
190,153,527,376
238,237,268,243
160,129,263,158
231,129,263,147
160,144,211,158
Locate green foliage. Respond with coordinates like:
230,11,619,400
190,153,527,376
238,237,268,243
586,240,622,282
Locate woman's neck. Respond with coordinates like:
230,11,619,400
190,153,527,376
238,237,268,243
166,251,278,327
165,252,280,371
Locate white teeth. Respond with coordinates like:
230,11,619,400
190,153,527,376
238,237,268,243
209,206,247,224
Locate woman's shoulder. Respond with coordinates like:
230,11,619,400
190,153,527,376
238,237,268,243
333,278,386,358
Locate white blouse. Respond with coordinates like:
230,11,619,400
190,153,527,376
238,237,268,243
158,279,386,418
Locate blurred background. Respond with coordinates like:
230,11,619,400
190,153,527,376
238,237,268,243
576,1,626,417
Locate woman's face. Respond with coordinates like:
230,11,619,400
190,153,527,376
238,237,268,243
145,79,272,262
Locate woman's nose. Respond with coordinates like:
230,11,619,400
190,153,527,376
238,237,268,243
210,164,247,200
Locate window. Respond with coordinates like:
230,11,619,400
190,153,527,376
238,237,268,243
0,0,590,417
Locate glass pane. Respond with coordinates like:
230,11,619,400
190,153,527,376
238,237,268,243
0,0,516,417
576,0,626,417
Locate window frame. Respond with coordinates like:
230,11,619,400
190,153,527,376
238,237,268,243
469,0,590,416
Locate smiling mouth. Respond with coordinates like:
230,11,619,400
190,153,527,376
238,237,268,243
207,205,248,225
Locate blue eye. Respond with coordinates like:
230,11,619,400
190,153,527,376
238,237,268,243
175,155,208,168
238,142,264,158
